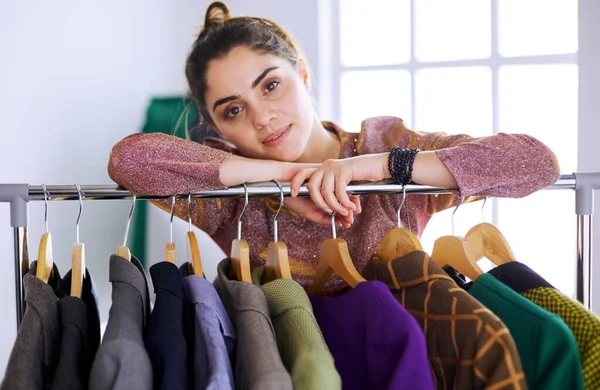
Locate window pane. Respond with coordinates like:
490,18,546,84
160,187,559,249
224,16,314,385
340,70,411,133
415,0,491,62
498,0,578,57
497,64,578,297
496,192,576,298
414,67,492,136
499,64,578,173
340,0,411,66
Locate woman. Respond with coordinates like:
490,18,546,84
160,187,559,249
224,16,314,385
108,2,560,293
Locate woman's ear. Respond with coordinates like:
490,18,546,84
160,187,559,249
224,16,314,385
296,58,311,92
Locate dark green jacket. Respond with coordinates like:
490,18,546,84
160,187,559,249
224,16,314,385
469,274,583,390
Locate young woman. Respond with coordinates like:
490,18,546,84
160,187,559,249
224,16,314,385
108,2,560,293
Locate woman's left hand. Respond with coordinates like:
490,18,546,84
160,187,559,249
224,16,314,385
290,153,390,218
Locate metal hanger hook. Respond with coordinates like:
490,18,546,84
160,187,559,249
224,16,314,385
272,180,284,242
481,197,488,223
237,183,249,240
75,183,84,244
187,194,193,233
451,197,465,236
331,211,337,239
169,195,176,244
42,184,50,233
397,185,407,228
123,194,136,247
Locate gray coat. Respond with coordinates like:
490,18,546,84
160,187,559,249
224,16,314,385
89,255,152,390
1,272,61,389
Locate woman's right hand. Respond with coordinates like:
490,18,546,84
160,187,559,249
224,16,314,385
220,156,358,227
283,196,360,229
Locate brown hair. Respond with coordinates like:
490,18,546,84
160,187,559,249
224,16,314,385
184,1,303,137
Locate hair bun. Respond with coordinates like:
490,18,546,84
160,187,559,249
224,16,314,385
204,2,231,27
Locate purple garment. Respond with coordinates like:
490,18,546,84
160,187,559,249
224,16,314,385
310,281,433,390
183,275,236,390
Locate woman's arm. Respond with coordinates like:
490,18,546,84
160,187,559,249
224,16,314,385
108,132,330,233
290,117,560,217
108,132,314,195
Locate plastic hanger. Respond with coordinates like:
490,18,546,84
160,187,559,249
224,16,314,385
165,195,177,264
70,184,86,298
307,211,366,295
431,198,483,281
116,194,136,261
186,194,203,277
36,184,54,284
375,185,423,262
262,180,292,283
229,184,251,283
465,198,516,265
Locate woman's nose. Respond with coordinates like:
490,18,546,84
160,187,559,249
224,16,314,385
252,105,277,129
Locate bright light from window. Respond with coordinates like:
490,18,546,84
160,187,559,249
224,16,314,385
498,0,578,57
340,0,411,66
415,0,491,62
340,70,412,132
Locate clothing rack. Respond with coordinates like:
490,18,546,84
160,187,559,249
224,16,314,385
1,173,598,329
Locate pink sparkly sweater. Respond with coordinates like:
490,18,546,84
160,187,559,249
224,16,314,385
108,116,560,293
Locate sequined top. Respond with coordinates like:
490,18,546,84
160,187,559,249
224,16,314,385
108,116,560,293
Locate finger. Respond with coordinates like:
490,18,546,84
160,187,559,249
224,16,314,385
305,207,343,226
350,195,362,214
335,177,355,211
307,170,331,213
290,168,315,197
335,212,354,229
321,172,348,216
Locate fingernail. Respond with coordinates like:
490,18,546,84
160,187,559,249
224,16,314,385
349,204,357,211
324,208,333,214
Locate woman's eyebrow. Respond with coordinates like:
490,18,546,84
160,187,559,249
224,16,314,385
213,96,238,113
252,67,279,88
213,67,280,113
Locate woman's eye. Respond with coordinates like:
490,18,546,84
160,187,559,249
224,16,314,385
225,105,244,120
264,80,280,93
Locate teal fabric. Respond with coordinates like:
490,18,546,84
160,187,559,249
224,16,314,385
469,274,584,390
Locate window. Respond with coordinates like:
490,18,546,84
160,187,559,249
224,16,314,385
333,0,578,296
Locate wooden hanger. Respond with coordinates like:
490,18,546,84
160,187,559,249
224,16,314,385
376,186,423,262
263,181,292,283
466,223,516,265
165,195,177,264
230,184,252,283
431,236,482,281
70,184,86,298
186,194,203,277
116,194,136,261
466,198,515,266
307,212,366,295
37,185,53,283
430,198,483,281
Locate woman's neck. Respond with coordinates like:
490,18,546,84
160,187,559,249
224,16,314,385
295,116,341,163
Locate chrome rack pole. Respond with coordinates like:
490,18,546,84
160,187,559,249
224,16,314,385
0,173,581,328
574,172,600,309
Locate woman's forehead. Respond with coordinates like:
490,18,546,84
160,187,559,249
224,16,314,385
205,47,291,96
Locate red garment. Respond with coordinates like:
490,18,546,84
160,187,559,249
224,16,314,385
108,116,560,293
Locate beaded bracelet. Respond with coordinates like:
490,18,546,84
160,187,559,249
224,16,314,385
389,147,420,185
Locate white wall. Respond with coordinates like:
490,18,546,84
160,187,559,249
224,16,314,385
0,0,207,376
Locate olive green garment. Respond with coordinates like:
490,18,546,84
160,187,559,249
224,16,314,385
251,266,341,390
468,274,583,390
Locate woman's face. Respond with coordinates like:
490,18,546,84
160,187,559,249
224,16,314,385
204,45,314,161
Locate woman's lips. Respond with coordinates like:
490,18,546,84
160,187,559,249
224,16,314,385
263,124,291,147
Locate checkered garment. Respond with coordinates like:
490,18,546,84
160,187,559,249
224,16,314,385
362,251,527,390
522,287,600,390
